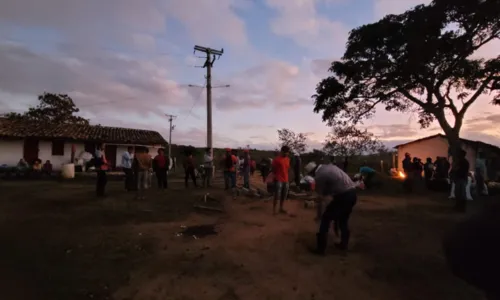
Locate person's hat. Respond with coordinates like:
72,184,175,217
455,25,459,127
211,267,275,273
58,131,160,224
304,161,317,173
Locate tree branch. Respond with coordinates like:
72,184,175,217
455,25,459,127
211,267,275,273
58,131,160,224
459,75,495,118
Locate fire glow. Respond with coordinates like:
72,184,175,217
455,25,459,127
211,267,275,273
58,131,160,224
398,171,406,179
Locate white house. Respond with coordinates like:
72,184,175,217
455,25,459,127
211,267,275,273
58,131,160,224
0,118,167,170
394,134,500,179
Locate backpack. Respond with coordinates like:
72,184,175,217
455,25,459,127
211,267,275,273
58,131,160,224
225,154,234,169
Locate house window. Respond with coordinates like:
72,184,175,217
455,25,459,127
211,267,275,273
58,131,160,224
52,140,65,156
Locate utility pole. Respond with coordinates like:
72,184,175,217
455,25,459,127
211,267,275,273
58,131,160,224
193,45,224,156
165,114,176,159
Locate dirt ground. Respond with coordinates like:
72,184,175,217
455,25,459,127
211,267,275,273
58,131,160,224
0,173,487,300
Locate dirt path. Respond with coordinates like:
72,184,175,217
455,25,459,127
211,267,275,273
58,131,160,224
0,174,485,300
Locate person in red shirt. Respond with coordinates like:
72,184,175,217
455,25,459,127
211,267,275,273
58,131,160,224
153,148,168,189
223,148,238,193
272,145,291,214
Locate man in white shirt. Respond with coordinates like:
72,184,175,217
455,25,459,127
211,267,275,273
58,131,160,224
203,148,213,187
122,146,134,191
305,161,358,255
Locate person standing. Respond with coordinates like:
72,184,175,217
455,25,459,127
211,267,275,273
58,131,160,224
242,149,251,189
453,149,469,213
305,161,357,254
293,152,302,190
153,148,168,189
272,145,291,214
475,152,488,196
134,147,153,200
259,157,271,183
122,146,134,191
424,157,434,189
223,148,237,191
402,152,413,192
183,152,197,188
94,143,108,197
203,148,213,187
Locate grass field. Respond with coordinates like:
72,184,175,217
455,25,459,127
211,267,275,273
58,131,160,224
0,173,488,300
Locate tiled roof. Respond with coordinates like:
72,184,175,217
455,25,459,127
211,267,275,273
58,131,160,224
0,118,167,145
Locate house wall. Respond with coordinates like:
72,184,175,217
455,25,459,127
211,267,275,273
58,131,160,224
0,140,85,170
0,139,162,170
0,140,24,167
39,141,85,169
396,136,477,172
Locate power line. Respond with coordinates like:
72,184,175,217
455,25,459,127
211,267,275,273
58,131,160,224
182,84,206,121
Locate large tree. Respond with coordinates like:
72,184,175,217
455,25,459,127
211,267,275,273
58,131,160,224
5,93,89,125
312,0,499,160
277,128,308,154
323,125,385,157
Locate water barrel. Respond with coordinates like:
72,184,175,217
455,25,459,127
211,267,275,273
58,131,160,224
61,163,75,179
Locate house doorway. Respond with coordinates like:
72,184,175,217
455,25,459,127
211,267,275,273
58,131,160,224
23,138,39,164
104,145,117,168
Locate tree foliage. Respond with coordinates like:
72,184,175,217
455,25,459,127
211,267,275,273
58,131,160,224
312,0,500,153
323,125,385,157
5,93,89,125
277,128,308,154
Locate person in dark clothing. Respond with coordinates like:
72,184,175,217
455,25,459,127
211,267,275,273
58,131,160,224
183,152,197,188
259,158,271,183
343,157,348,172
423,157,434,189
443,203,500,300
453,149,469,212
305,161,358,254
435,157,451,179
402,153,413,192
434,157,444,179
293,153,302,190
94,143,108,197
153,148,168,189
412,157,423,180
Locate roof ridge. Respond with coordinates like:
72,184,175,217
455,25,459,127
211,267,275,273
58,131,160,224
0,118,167,145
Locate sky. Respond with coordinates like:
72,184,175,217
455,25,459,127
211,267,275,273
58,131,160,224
0,0,499,150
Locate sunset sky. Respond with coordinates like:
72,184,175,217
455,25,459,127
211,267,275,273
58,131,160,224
0,0,499,150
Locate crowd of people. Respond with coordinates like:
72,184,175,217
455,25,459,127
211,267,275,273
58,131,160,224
401,150,489,212
93,144,170,198
0,158,53,178
86,143,373,255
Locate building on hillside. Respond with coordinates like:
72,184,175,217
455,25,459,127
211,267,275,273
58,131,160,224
0,118,167,170
394,134,500,180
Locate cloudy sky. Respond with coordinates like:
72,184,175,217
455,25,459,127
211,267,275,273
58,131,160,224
0,0,499,150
